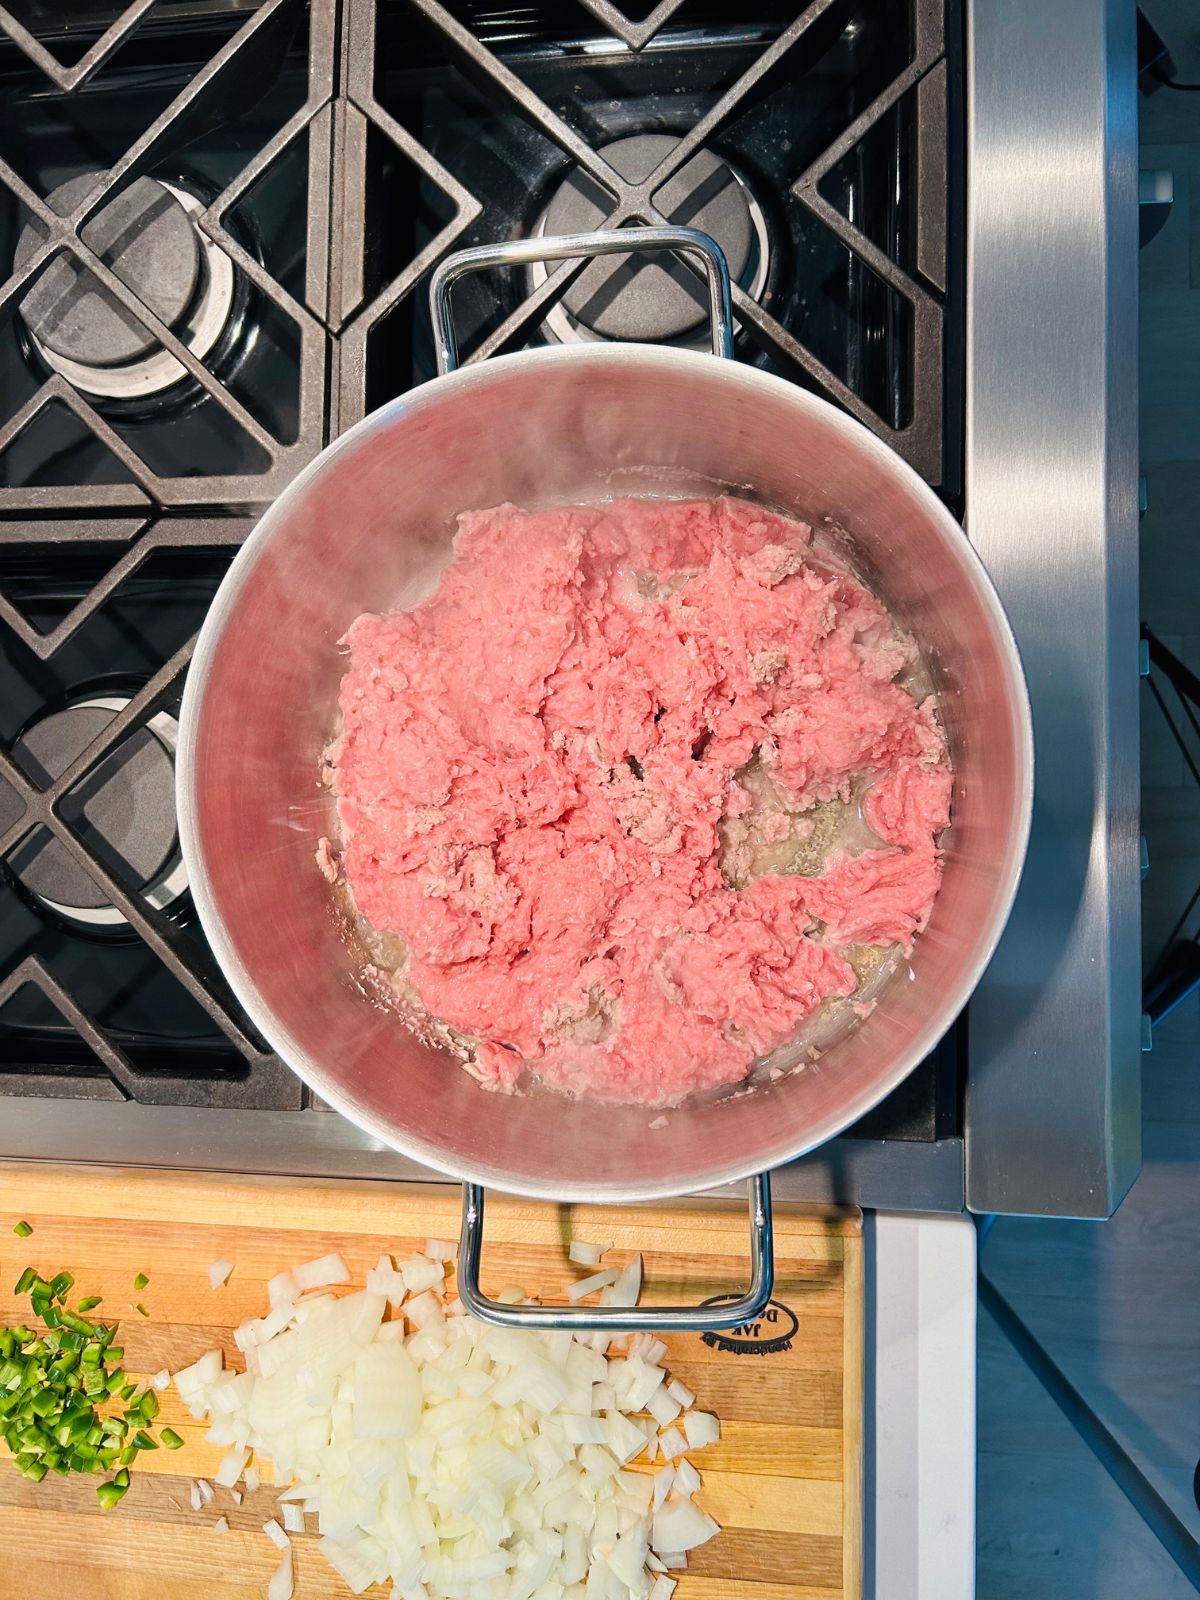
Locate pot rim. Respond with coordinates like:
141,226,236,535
178,343,1034,1203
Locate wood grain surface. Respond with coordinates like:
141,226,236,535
0,1164,862,1600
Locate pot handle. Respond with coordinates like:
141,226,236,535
429,225,734,374
457,1174,773,1333
435,225,756,1332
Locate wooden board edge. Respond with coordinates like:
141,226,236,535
840,1219,865,1600
0,1162,864,1238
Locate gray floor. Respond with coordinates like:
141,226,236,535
977,998,1199,1598
975,20,1200,1597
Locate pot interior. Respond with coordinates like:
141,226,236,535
179,347,1031,1201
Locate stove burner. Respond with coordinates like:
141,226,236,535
9,698,187,927
15,174,236,402
18,176,199,368
532,135,769,346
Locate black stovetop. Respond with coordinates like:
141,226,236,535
0,0,962,1145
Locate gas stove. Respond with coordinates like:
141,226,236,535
0,0,1139,1218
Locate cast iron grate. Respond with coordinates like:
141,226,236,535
331,0,954,484
0,524,302,1106
0,0,334,512
0,0,333,1104
1,0,959,1124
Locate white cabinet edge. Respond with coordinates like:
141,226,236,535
866,1210,977,1600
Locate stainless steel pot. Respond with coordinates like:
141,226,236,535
178,229,1032,1330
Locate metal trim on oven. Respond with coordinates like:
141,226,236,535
0,1097,967,1213
963,0,1141,1216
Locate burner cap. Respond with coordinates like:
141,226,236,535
541,135,754,342
16,174,202,369
10,701,179,921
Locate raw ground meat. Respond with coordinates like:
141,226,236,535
325,496,952,1106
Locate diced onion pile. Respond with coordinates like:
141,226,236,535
174,1239,720,1600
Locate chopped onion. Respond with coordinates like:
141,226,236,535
568,1240,612,1268
365,1252,404,1298
652,1497,719,1554
206,1415,239,1448
267,1544,293,1600
211,1371,254,1414
659,1428,685,1462
665,1379,693,1409
174,1239,722,1600
196,1479,214,1506
646,1388,682,1428
407,1325,445,1365
213,1516,229,1535
650,1577,677,1599
606,1515,651,1593
215,1445,249,1488
606,1256,643,1309
618,1356,665,1412
566,1269,619,1302
404,1290,442,1330
174,1350,222,1393
150,1368,171,1392
562,1414,607,1446
208,1258,234,1289
231,1489,243,1506
423,1238,456,1261
605,1410,648,1466
292,1253,350,1292
631,1335,668,1367
189,1481,202,1512
262,1517,289,1550
319,1536,375,1594
267,1271,299,1311
353,1342,421,1439
682,1411,720,1451
401,1253,444,1294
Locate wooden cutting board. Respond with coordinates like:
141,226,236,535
0,1163,862,1600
